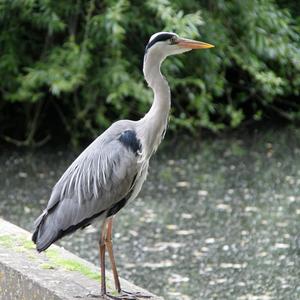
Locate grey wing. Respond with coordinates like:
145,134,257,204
32,127,141,251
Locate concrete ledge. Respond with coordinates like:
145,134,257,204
0,218,163,300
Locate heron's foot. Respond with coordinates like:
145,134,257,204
100,293,134,300
100,290,152,299
119,290,152,299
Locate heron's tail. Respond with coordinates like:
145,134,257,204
33,206,106,252
32,210,59,252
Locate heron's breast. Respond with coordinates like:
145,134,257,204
127,161,149,203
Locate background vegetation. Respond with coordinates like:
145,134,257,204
0,0,299,146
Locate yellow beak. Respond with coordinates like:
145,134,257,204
177,38,214,49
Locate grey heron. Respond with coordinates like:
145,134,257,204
32,32,214,299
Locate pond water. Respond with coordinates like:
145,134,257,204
0,127,299,300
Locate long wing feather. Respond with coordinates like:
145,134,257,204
32,121,141,251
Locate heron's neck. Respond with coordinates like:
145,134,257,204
143,54,171,118
139,53,171,154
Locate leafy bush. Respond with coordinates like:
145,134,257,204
0,0,299,146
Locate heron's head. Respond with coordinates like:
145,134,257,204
145,31,214,58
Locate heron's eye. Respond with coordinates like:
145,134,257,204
169,36,177,45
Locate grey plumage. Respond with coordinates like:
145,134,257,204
33,120,144,251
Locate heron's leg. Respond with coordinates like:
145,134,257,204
105,218,152,299
99,220,108,295
105,218,121,292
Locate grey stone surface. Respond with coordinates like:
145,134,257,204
0,218,163,300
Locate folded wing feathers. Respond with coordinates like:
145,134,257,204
33,122,141,251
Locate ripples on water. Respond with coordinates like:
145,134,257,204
0,127,299,300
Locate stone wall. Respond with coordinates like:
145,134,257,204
0,218,162,300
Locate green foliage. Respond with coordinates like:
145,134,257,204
0,0,299,145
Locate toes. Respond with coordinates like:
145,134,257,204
92,290,152,300
101,293,136,300
120,290,152,299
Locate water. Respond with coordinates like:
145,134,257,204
0,127,299,300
